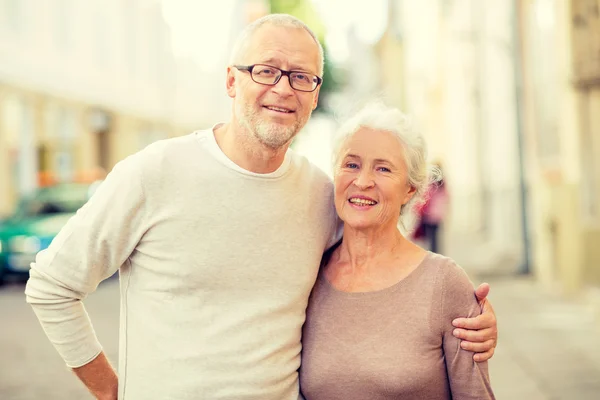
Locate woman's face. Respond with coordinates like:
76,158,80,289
334,127,416,232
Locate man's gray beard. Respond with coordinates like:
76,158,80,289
241,106,311,150
251,119,299,149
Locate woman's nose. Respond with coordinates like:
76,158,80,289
354,170,375,189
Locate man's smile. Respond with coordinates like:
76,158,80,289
263,105,295,114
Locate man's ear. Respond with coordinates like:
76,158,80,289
226,66,236,98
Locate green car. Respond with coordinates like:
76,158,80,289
0,181,102,284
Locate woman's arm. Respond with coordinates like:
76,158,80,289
440,262,496,399
452,283,498,361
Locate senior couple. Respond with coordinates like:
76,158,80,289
26,13,496,400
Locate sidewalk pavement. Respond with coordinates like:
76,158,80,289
472,275,600,400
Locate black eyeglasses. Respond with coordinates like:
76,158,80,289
234,64,322,92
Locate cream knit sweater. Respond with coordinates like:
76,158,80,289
25,128,340,399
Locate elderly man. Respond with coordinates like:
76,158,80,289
26,14,497,400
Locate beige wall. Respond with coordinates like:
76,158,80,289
520,0,582,295
375,30,406,111
579,87,600,289
0,86,35,217
519,0,600,304
388,0,524,270
0,0,176,124
0,82,182,216
0,89,14,217
0,0,220,216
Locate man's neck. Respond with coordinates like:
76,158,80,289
214,122,289,174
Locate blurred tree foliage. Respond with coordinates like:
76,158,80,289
267,0,338,113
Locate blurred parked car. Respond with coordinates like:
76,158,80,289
0,181,102,284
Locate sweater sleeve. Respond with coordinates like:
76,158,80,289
24,153,149,368
440,261,496,400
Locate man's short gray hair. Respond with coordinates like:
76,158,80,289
229,14,325,76
333,102,440,217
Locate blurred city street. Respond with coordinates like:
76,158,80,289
0,278,120,400
484,276,600,399
1,269,599,399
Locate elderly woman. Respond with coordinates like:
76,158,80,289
300,103,495,399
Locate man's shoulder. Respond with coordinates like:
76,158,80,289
134,129,215,167
288,149,333,187
113,130,211,185
140,131,204,157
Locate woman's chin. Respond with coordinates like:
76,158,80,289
343,219,377,232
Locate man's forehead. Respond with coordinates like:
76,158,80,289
251,23,309,40
245,25,320,70
254,53,318,71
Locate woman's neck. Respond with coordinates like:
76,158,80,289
337,224,408,273
325,223,426,293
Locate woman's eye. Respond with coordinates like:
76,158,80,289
345,163,359,169
378,167,391,172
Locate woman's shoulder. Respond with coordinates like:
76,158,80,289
423,252,468,276
423,253,477,303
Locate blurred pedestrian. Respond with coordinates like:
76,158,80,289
300,103,495,399
414,162,450,253
25,14,497,400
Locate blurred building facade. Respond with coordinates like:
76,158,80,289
519,0,600,306
0,0,173,216
0,0,235,217
373,0,600,312
375,0,525,272
1,0,597,311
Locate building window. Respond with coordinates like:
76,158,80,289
55,0,72,52
123,2,138,77
530,0,561,164
581,91,600,224
94,11,110,67
571,0,600,85
4,0,23,33
6,98,38,194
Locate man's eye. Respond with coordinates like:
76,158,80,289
258,68,276,75
293,74,309,82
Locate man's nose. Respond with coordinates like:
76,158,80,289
272,74,295,96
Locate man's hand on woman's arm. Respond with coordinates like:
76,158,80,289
451,283,498,362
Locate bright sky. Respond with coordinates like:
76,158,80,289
311,0,388,63
160,0,389,69
160,0,237,71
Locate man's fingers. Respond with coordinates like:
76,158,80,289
453,310,494,330
475,282,490,303
473,348,495,363
453,301,497,328
452,327,496,343
460,339,496,353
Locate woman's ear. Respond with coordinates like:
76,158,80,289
403,185,417,205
